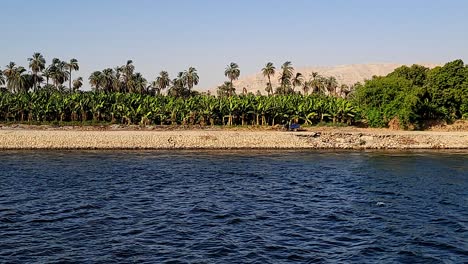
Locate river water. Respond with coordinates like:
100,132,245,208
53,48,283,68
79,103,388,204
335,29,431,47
0,150,467,263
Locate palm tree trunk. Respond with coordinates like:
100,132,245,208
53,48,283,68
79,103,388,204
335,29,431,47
33,73,37,92
230,78,234,97
267,75,272,96
69,69,72,91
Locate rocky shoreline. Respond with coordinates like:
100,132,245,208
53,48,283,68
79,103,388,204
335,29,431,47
0,129,467,150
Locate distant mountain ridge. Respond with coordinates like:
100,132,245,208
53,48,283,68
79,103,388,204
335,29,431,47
229,63,440,94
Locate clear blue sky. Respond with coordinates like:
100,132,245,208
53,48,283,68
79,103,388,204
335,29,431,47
1,0,467,90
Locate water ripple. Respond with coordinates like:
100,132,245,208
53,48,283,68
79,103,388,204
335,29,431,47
0,150,467,263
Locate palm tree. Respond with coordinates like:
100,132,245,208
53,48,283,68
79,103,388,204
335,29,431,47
132,72,147,93
101,68,116,92
72,77,83,92
3,62,34,93
278,61,294,95
3,62,16,87
0,68,5,87
183,67,199,91
325,76,338,96
168,72,187,97
155,71,171,95
224,62,240,96
291,72,304,93
309,72,320,93
46,58,60,86
49,59,69,89
111,66,123,92
302,80,312,95
65,59,79,91
42,68,52,85
27,52,46,91
262,62,275,96
3,63,32,93
121,60,135,92
89,71,103,91
217,81,236,97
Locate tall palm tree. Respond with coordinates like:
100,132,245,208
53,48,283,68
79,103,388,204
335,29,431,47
155,71,170,95
278,61,294,94
176,71,186,88
168,72,187,97
65,59,79,91
121,60,135,92
3,62,17,92
27,52,46,91
3,63,31,93
3,62,16,79
112,66,123,92
101,68,116,92
183,67,199,91
89,71,103,91
42,68,52,85
49,59,69,89
309,72,320,93
224,62,240,96
262,62,275,96
72,77,83,92
47,58,60,84
291,72,304,93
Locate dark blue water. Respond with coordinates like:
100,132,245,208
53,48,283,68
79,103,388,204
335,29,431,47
0,150,467,263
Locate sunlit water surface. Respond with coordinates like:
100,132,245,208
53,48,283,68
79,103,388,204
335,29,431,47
0,150,467,263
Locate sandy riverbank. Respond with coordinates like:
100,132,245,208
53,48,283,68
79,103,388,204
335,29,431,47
1,128,468,149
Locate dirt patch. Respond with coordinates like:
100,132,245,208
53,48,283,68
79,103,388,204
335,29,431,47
388,117,402,130
396,136,417,145
199,135,218,141
429,120,468,132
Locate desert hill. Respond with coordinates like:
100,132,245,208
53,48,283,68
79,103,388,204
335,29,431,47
230,63,440,94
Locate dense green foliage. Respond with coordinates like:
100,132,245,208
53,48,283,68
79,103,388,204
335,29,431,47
353,60,468,128
0,90,356,126
1,53,467,129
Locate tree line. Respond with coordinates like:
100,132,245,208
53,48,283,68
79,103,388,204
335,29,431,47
0,53,467,129
0,53,350,98
0,53,80,93
0,91,355,126
218,61,351,97
353,59,468,128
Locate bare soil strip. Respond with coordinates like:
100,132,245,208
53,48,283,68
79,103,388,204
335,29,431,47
1,129,467,149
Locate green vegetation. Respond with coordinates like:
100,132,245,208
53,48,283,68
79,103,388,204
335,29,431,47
353,60,468,128
0,91,355,126
0,53,467,129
